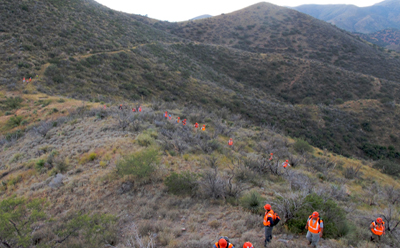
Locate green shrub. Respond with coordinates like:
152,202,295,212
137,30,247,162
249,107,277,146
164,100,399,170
136,133,153,147
5,116,23,129
1,97,23,110
373,160,400,177
240,191,266,214
285,193,349,239
293,139,314,154
164,171,198,196
35,159,46,171
335,98,344,104
116,149,159,179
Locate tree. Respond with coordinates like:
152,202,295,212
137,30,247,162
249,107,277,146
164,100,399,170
0,196,46,247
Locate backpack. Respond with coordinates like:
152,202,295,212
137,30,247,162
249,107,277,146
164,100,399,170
271,212,280,226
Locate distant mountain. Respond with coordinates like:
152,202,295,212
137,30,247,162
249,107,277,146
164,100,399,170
294,0,400,33
190,14,212,21
355,28,400,51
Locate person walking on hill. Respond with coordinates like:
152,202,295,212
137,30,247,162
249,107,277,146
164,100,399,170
132,107,136,112
202,125,206,131
243,242,253,248
305,212,323,248
177,117,180,123
194,122,199,129
370,217,385,243
23,77,26,83
164,111,168,118
263,204,275,247
138,106,142,112
228,138,233,146
282,160,290,168
182,119,187,126
119,104,122,110
213,237,234,248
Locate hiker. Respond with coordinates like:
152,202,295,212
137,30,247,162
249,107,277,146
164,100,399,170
228,138,233,146
263,204,276,247
183,119,187,126
213,237,234,248
23,77,26,83
119,104,122,110
269,153,273,161
132,107,136,112
370,217,385,242
194,122,199,129
29,77,32,82
202,125,206,131
168,114,172,120
282,160,290,168
243,242,253,248
104,105,107,109
138,106,142,112
305,212,323,248
164,111,168,118
177,117,180,123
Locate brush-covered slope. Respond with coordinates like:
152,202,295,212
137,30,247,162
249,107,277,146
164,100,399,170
356,28,400,52
294,0,400,33
147,2,400,82
1,90,400,247
2,0,400,160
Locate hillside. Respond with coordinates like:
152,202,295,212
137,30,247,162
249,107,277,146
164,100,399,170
293,0,400,34
355,29,400,52
1,90,400,247
1,0,400,168
146,2,400,83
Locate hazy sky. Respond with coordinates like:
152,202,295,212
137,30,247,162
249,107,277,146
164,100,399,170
95,0,384,22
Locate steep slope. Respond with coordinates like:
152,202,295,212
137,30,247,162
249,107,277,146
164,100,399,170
2,0,400,159
1,90,400,247
294,0,400,33
146,2,400,83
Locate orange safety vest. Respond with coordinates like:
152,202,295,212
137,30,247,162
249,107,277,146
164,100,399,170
202,125,206,131
371,221,385,236
132,108,136,112
228,139,233,146
263,209,275,226
214,242,234,248
194,123,199,128
164,112,168,117
138,107,142,112
307,216,323,234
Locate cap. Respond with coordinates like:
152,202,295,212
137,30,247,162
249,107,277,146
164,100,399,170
312,211,319,218
218,238,227,248
264,204,271,210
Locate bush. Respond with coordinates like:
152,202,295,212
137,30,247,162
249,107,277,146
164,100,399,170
35,159,46,171
116,149,159,179
293,139,314,154
240,191,266,214
373,160,400,177
136,133,153,147
164,171,198,196
5,116,23,129
285,193,349,239
0,97,23,110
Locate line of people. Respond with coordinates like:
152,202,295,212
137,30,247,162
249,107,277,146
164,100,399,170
263,204,386,247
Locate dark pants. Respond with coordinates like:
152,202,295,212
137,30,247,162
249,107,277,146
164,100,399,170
264,226,273,246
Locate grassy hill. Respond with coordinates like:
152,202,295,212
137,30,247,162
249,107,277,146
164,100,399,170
1,90,400,247
146,2,400,83
293,0,400,34
1,0,400,172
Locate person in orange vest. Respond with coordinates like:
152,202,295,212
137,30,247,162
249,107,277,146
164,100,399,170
305,212,323,248
119,104,122,110
164,111,168,118
138,106,142,112
182,119,187,126
104,105,107,109
29,77,32,82
269,153,273,161
282,160,290,168
23,77,26,83
201,125,206,131
228,138,233,146
263,204,275,247
243,242,253,248
194,122,199,129
213,237,234,248
132,107,136,112
168,114,172,120
177,117,180,123
370,217,385,242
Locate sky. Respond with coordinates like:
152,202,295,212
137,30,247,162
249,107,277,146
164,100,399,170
94,0,384,22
